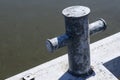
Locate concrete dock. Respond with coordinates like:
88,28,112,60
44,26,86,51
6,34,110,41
5,32,120,80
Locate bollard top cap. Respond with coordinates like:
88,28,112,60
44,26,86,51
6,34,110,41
62,6,90,18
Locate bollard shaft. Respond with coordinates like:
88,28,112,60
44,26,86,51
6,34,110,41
62,6,91,75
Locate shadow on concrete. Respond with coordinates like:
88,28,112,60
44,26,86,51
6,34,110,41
103,56,120,79
59,71,95,80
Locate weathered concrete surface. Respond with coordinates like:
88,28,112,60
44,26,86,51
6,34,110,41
5,32,120,80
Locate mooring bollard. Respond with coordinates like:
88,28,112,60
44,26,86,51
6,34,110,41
46,6,107,77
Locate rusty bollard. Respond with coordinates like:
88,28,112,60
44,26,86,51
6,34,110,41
46,6,107,77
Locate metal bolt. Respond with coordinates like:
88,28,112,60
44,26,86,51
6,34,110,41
22,74,35,80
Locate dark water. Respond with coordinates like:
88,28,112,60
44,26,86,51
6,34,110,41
0,0,120,79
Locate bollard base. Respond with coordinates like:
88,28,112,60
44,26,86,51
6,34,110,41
68,68,94,78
